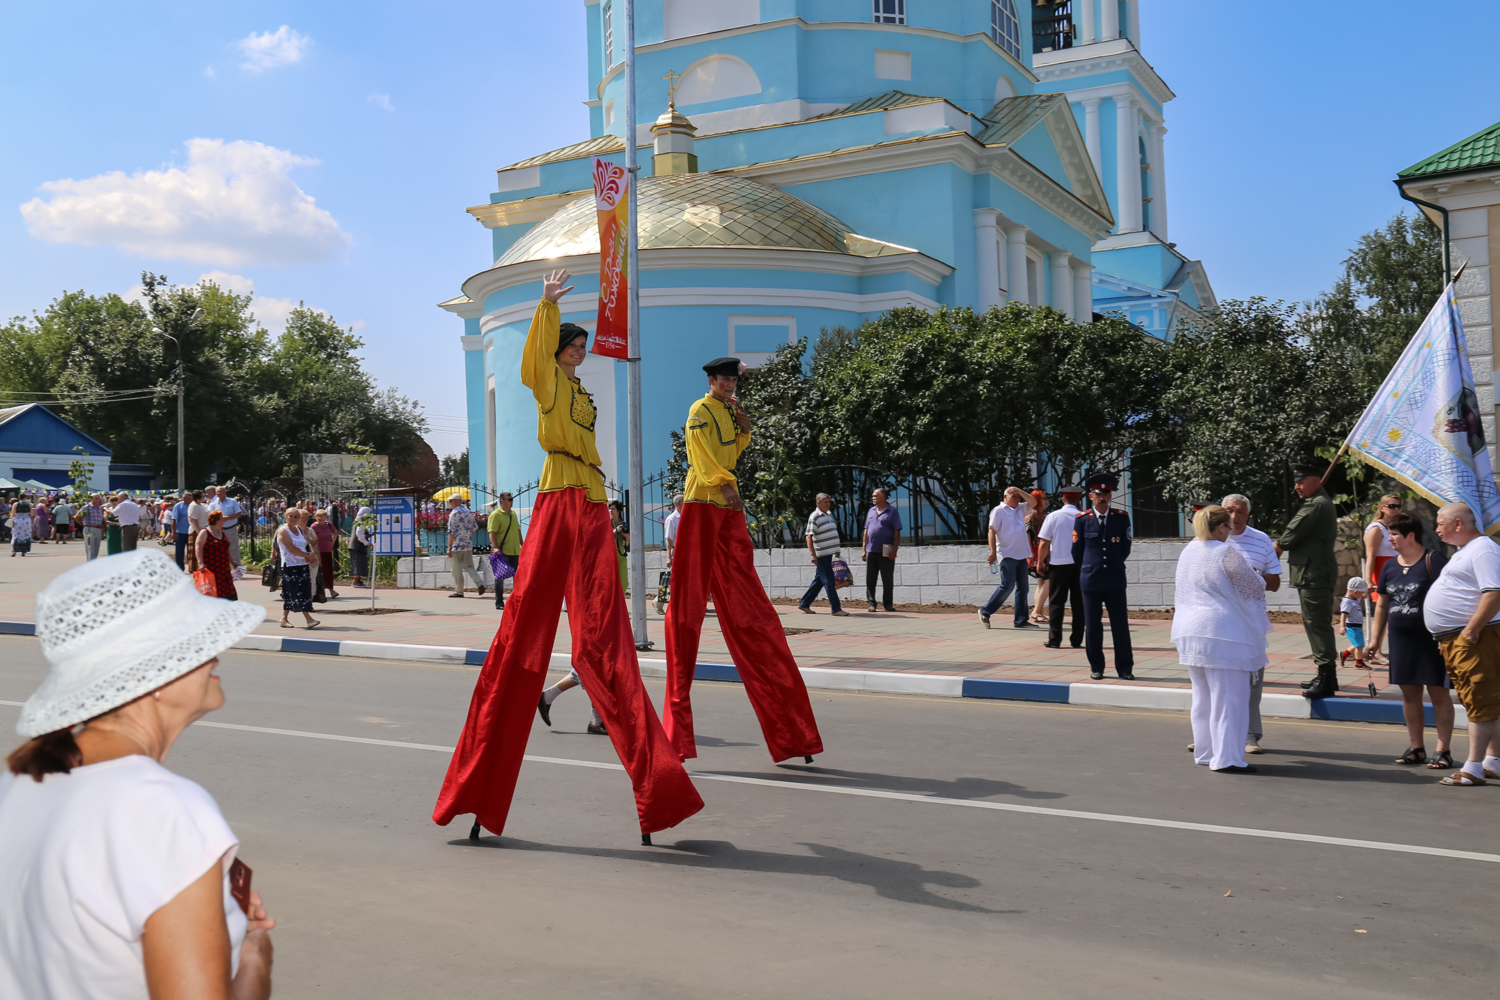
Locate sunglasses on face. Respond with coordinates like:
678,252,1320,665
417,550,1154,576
1380,503,1400,510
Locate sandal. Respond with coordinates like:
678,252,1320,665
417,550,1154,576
280,621,295,629
1427,750,1453,770
1439,770,1486,786
1395,747,1427,766
306,620,322,631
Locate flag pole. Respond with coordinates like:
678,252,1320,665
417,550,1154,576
623,0,650,650
1319,442,1349,485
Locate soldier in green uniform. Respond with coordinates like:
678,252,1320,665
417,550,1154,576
1276,463,1339,699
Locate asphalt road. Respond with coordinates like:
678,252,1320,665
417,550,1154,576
1,639,1493,999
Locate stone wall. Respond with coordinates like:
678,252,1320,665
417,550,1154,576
640,539,1304,611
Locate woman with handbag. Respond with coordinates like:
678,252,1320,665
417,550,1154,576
274,509,319,630
195,510,238,601
485,493,521,609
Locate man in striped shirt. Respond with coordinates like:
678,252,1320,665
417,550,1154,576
799,494,849,615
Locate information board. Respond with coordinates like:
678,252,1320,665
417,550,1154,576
373,496,414,557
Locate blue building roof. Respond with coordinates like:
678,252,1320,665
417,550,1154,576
0,404,113,457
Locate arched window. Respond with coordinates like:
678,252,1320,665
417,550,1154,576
991,0,1021,59
674,54,762,105
664,0,760,40
602,0,614,70
994,75,1016,102
1139,135,1152,232
873,0,905,25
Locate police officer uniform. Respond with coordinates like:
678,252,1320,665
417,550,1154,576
1071,473,1135,680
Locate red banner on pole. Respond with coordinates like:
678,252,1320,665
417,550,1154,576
592,157,629,359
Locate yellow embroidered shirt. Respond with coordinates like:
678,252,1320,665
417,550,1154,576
683,393,751,506
521,300,606,503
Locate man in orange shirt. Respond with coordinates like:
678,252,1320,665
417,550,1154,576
662,357,823,765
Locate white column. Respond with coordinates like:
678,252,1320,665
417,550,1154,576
1050,252,1075,320
1079,0,1096,43
1127,0,1140,45
1114,94,1141,233
972,209,1003,311
1101,0,1119,40
1149,122,1169,241
1082,97,1102,179
1005,225,1031,305
1073,263,1094,322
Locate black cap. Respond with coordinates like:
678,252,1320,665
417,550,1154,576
703,357,743,377
1290,464,1324,482
555,322,588,357
1086,473,1119,492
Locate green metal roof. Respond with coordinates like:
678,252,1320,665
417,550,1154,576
1399,120,1500,180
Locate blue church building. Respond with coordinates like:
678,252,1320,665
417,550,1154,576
443,0,1217,496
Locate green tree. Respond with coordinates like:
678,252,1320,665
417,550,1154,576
440,448,469,483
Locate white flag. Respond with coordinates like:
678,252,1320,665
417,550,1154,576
1344,280,1500,532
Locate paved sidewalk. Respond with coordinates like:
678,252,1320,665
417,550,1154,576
0,545,1387,699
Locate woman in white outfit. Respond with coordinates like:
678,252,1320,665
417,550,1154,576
0,548,274,999
1173,505,1272,773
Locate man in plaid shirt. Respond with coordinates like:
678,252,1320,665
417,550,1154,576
75,494,107,561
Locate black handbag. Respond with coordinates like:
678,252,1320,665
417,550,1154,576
262,563,281,591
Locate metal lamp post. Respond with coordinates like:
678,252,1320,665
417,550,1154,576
153,306,203,493
623,0,650,650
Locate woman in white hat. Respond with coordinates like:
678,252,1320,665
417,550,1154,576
0,548,275,999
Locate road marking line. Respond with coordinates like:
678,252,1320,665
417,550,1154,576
180,717,1500,866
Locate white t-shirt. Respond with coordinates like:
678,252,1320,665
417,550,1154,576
1227,524,1281,577
987,501,1031,561
1340,596,1365,627
187,501,209,532
664,510,681,544
1037,504,1081,565
1367,520,1396,558
1424,535,1500,633
0,755,246,1000
113,499,140,526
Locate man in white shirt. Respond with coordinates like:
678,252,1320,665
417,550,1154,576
1423,502,1500,786
663,495,684,566
1222,493,1282,754
209,486,244,554
113,493,141,551
1038,486,1084,648
980,487,1035,629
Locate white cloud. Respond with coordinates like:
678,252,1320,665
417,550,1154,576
237,26,310,72
21,138,352,267
367,93,394,112
195,272,309,333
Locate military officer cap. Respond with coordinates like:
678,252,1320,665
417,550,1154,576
1290,462,1325,482
703,357,744,377
1085,472,1119,493
1059,483,1083,498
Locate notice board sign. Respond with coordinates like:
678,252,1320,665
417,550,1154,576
374,496,414,557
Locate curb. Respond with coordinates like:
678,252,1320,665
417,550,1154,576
0,622,1465,729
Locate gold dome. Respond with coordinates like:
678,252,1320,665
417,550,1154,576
495,173,910,266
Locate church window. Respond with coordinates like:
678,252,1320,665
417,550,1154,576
990,0,1021,59
873,0,905,25
604,100,615,126
675,53,762,105
1031,1,1075,54
664,0,760,40
603,1,615,70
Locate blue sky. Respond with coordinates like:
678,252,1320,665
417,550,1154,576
2,2,1497,460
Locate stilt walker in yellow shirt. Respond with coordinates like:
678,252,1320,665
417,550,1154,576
663,358,824,763
433,270,703,843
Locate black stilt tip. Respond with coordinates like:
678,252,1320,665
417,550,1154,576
469,821,482,841
641,833,653,846
804,756,814,764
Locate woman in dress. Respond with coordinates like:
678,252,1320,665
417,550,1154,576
1366,511,1456,769
0,549,272,1000
275,507,319,629
195,510,239,601
31,498,49,544
10,499,32,557
608,499,629,593
1172,505,1271,773
349,505,371,588
309,509,342,599
1026,489,1050,623
105,495,123,556
1363,494,1402,663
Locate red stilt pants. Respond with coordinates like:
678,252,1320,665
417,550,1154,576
663,502,824,762
433,487,703,835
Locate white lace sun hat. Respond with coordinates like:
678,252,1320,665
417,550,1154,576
16,548,265,738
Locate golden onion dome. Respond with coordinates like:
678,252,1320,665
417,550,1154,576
495,173,909,266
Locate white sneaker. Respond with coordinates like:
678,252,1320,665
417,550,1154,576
1246,735,1264,755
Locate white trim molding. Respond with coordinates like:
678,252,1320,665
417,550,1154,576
459,334,486,351
1032,38,1175,107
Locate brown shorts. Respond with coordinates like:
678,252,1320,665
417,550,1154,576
1438,622,1500,723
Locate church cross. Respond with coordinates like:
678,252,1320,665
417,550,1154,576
663,68,680,107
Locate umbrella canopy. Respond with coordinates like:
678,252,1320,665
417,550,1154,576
431,486,470,502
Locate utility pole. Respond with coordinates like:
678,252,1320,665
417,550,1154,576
623,0,650,650
156,306,202,494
